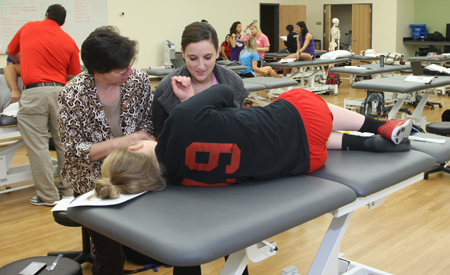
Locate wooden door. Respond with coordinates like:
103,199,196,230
352,4,372,55
324,5,332,51
279,5,306,51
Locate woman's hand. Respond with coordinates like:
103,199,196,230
89,130,153,162
296,51,300,60
171,76,194,102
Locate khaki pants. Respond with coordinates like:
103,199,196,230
18,85,72,203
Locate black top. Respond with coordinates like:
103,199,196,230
151,65,249,138
284,32,298,53
155,84,310,186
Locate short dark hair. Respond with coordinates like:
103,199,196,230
81,26,138,74
286,24,294,32
46,4,66,26
181,22,218,50
230,21,241,35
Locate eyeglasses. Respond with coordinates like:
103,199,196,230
113,63,134,76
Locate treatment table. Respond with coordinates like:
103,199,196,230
68,146,438,274
408,55,450,66
267,58,350,95
0,117,59,194
352,75,450,128
242,77,298,105
330,63,411,84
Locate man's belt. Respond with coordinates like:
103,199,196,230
24,82,64,89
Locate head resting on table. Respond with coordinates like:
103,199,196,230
94,143,165,199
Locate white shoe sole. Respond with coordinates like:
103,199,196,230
391,120,412,144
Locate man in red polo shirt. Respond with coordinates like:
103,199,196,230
6,4,81,206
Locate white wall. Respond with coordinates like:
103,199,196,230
1,0,416,67
396,0,415,57
107,0,275,68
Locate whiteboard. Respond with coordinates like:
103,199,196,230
0,0,107,53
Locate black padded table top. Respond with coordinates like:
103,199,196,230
411,132,450,163
68,175,356,266
0,116,17,126
310,150,435,197
267,57,350,68
242,81,266,92
352,75,450,93
330,63,411,75
409,56,450,62
242,77,298,89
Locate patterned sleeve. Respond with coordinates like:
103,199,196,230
135,69,154,135
58,77,94,165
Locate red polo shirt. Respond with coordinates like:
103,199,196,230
7,19,80,86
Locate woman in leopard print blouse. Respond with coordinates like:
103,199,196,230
58,26,153,275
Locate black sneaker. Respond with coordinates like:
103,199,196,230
29,196,55,206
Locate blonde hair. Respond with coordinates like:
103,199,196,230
242,37,258,55
93,147,166,199
248,22,262,37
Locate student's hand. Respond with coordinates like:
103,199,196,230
171,76,194,102
10,90,21,103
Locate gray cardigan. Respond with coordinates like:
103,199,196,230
152,64,249,138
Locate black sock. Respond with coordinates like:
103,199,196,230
342,134,410,152
358,116,385,134
341,134,365,151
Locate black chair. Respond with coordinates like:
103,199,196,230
423,122,450,179
0,256,82,275
48,211,95,264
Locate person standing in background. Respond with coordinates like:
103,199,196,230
229,21,246,61
244,22,270,67
6,4,80,206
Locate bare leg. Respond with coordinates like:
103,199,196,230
255,66,282,78
327,103,365,131
282,53,297,76
327,103,412,150
327,131,344,150
4,64,21,103
298,52,312,60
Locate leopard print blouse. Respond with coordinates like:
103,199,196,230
58,69,153,194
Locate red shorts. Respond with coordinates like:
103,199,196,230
274,89,333,173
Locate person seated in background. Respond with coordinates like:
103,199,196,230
93,84,412,198
279,24,298,54
238,37,281,78
283,21,316,76
220,34,231,60
244,21,270,67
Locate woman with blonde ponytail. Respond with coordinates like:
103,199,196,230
93,147,166,199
